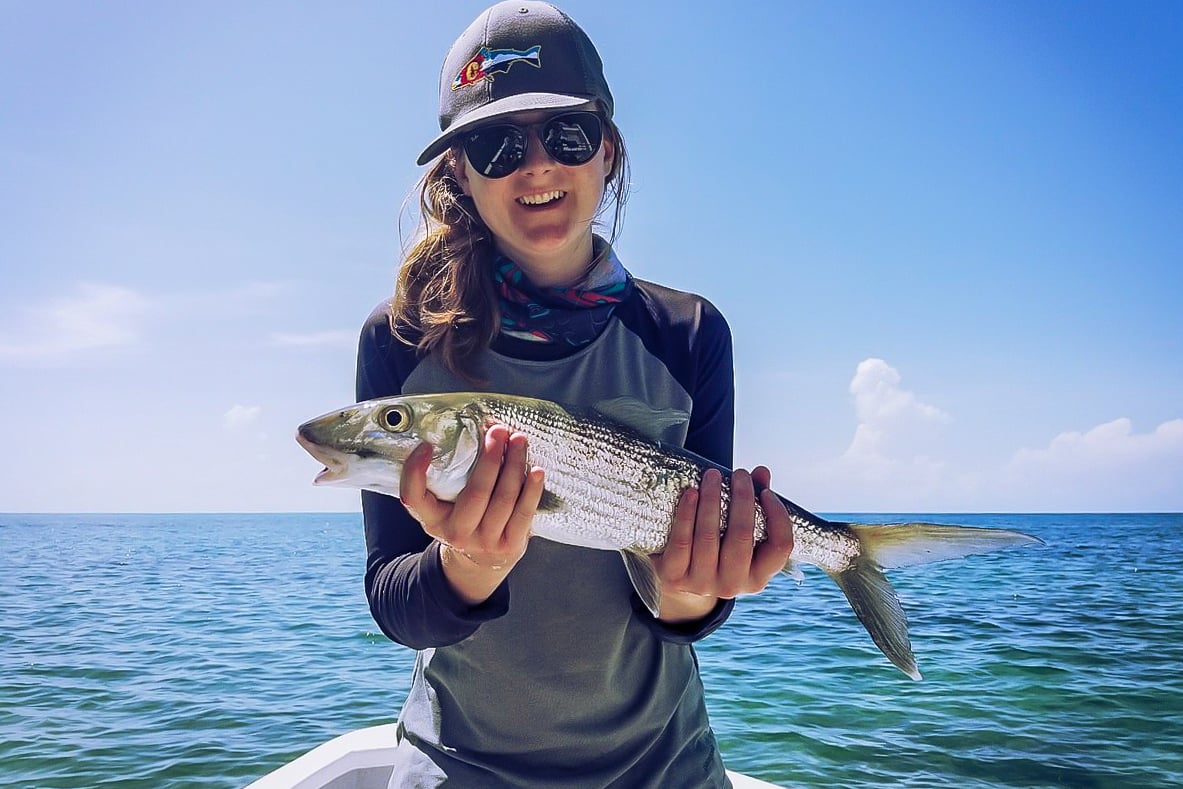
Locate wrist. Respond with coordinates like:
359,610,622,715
438,543,514,606
656,590,719,624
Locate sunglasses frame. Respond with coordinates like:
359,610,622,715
462,111,605,179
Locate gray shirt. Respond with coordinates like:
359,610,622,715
357,281,737,787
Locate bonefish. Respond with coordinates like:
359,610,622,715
296,392,1041,679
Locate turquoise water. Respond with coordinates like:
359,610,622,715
1,513,1180,788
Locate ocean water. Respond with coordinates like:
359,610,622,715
1,513,1180,788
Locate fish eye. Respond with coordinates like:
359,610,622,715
379,405,412,432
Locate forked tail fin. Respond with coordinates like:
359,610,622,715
828,522,1043,680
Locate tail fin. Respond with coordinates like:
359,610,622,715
847,522,1044,569
828,522,1043,680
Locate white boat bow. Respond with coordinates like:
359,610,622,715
244,724,785,788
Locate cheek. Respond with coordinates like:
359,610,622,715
465,182,506,221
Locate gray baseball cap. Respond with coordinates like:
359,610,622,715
416,1,614,166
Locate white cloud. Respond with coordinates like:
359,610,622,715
1011,417,1183,468
778,359,959,510
268,330,356,348
223,404,263,430
842,357,950,467
777,359,1183,511
850,358,948,424
1000,418,1183,509
0,283,148,360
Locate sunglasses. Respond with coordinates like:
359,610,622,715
462,111,604,179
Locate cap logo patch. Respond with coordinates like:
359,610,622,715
452,46,542,91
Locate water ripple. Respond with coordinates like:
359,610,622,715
2,513,1181,787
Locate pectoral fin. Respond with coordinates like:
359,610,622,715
538,488,564,514
620,549,662,617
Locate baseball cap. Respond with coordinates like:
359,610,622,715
416,1,614,166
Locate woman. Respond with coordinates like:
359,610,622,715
356,2,794,786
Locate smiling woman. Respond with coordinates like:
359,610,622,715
451,107,616,287
351,2,797,787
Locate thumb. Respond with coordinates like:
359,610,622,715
399,442,451,525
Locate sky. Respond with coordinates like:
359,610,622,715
1,1,1180,513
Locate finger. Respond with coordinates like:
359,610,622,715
749,487,795,585
503,465,545,548
717,468,757,597
399,442,451,526
477,431,530,543
450,424,509,530
688,469,724,581
751,465,772,492
656,486,698,580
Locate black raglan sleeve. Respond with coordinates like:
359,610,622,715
356,303,510,649
624,286,738,644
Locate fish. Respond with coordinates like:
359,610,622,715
296,391,1042,680
452,45,543,90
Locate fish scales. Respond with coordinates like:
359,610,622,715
481,394,773,554
481,395,700,552
296,391,1043,680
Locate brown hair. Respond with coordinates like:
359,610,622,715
391,117,630,381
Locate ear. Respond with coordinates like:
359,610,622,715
453,150,472,195
600,131,616,178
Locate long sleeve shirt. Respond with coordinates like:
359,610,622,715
357,278,739,788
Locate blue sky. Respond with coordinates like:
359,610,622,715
1,1,1179,513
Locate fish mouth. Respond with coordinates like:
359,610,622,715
295,430,351,485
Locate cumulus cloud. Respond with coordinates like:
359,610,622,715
842,358,950,467
1000,418,1183,509
780,359,960,509
796,359,1183,510
0,283,148,360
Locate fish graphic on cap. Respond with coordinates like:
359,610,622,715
452,46,542,90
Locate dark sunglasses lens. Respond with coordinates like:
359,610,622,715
465,125,527,178
541,113,603,165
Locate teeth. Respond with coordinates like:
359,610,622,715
518,190,565,206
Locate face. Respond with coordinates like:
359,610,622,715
454,110,615,287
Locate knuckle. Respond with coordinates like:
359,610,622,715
696,526,720,544
728,527,756,545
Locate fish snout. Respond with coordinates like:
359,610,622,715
295,426,352,485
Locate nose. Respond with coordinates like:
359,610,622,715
519,127,556,175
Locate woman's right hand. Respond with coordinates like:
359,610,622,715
398,424,544,605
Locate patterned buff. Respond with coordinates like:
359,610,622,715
493,242,633,345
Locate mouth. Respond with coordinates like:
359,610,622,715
516,190,566,208
295,430,351,485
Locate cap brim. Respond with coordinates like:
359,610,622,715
416,93,600,166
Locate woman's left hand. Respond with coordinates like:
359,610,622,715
651,466,794,623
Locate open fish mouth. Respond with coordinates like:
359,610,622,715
295,429,352,484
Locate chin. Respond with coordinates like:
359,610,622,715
511,227,585,255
